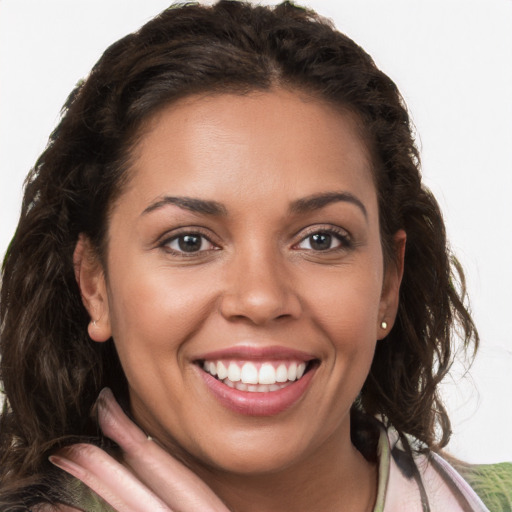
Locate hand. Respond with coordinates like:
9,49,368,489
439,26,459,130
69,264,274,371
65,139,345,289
50,388,230,512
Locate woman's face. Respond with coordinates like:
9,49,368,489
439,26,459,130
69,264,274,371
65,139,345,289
83,89,403,475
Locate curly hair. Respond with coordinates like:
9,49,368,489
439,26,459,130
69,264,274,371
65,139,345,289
0,0,478,507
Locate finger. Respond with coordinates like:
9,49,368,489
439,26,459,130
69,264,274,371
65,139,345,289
97,388,229,512
50,443,172,512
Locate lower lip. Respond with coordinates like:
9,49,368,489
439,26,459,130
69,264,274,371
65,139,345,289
197,365,316,416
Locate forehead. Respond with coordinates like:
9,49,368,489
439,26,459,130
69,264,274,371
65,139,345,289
122,89,376,215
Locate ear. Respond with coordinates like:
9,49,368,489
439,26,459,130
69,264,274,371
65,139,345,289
377,230,406,340
73,234,112,342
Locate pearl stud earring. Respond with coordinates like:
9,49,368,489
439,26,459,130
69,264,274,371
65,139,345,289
380,321,388,330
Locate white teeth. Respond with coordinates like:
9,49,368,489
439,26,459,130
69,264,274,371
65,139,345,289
216,361,228,380
202,359,311,388
227,362,241,382
288,362,297,381
240,362,258,384
231,381,287,393
276,364,288,382
258,363,276,385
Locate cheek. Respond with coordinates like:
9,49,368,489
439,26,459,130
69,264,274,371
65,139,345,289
306,264,383,342
303,260,382,383
106,264,216,371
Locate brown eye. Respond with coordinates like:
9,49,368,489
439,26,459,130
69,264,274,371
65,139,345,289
296,229,350,252
166,233,216,253
309,233,336,251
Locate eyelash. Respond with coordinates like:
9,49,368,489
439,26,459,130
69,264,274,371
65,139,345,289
293,226,352,253
158,225,352,257
159,229,219,257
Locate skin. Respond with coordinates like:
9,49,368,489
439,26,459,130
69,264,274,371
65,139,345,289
76,88,405,511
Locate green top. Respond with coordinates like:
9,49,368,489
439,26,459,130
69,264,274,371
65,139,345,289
55,476,116,512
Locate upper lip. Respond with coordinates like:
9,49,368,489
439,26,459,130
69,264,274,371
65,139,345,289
194,344,318,362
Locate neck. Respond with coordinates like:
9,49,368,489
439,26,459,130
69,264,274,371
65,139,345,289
195,426,377,512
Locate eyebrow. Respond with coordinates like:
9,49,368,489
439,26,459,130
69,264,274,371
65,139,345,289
142,196,227,216
289,191,368,219
141,191,367,219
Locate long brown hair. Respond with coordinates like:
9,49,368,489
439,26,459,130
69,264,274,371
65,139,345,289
0,1,478,508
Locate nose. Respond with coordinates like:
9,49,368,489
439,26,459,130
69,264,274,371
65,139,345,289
219,246,302,326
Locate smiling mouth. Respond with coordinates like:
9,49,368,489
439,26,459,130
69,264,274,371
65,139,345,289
198,359,318,393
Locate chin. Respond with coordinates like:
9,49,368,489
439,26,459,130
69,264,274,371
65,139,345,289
196,443,305,477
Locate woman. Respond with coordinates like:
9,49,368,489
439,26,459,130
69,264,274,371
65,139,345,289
0,1,508,511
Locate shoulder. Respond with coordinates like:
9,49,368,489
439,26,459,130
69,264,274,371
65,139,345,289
33,505,84,512
29,476,116,512
377,424,495,512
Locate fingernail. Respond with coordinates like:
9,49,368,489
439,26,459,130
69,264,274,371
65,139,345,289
92,387,113,422
96,387,114,410
49,454,81,477
98,387,114,401
95,389,148,445
95,388,127,444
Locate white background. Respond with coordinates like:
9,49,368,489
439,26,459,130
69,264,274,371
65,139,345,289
1,0,511,464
